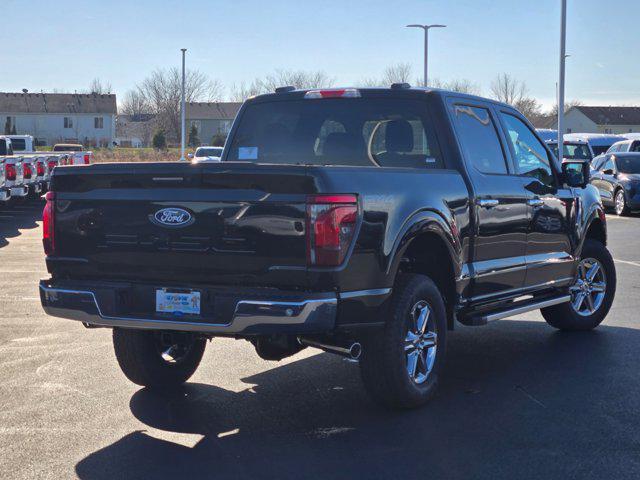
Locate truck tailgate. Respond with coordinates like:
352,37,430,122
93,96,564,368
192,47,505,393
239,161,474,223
51,162,315,288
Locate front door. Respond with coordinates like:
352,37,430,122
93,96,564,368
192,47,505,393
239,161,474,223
496,110,575,288
448,101,529,301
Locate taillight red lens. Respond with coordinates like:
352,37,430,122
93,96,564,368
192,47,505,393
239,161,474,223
37,162,45,176
48,160,57,171
5,164,16,181
43,191,55,256
83,154,90,164
306,194,358,266
23,163,32,179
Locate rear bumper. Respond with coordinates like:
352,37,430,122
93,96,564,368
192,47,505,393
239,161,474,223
39,280,339,335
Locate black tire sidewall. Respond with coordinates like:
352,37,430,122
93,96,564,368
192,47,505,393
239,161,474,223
542,239,616,331
361,274,447,409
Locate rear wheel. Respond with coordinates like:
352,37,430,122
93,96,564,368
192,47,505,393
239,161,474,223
360,274,447,409
113,329,206,388
541,239,616,331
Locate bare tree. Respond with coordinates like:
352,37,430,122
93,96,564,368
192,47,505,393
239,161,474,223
229,69,334,101
382,63,413,85
490,73,542,122
88,78,113,95
119,89,151,119
429,78,482,95
137,68,223,142
550,99,583,117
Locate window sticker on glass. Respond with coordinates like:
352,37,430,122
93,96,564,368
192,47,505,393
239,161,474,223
238,147,258,160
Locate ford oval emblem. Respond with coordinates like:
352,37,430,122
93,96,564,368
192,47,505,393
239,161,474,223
151,207,194,228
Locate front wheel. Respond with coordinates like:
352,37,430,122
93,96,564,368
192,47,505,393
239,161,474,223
615,189,629,216
113,329,206,388
541,239,616,331
360,273,447,409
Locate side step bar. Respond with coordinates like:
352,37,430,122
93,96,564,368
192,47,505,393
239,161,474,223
461,295,571,326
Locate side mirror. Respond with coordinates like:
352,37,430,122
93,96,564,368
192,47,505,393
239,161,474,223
562,160,590,188
187,153,193,159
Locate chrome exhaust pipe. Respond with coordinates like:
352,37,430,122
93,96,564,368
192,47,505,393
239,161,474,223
298,337,362,361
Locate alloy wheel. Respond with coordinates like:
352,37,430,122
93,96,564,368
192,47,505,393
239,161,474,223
615,190,626,215
404,301,438,384
570,257,607,317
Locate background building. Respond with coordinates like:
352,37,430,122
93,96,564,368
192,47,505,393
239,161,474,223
185,102,242,145
560,106,640,134
0,92,117,146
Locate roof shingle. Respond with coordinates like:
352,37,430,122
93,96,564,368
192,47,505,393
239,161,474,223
575,106,640,126
0,92,117,114
186,102,242,120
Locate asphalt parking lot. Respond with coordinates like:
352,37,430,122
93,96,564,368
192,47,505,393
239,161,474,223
1,198,640,480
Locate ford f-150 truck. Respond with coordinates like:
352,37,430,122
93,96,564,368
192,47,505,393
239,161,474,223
40,86,616,409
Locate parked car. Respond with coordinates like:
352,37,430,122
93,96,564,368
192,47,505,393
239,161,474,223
52,144,94,165
19,155,42,197
605,139,640,154
536,128,558,142
590,152,640,215
40,86,616,409
0,155,10,204
564,133,625,158
0,138,28,201
545,139,593,163
190,146,224,163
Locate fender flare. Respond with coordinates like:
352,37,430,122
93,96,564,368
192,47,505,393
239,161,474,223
385,209,463,282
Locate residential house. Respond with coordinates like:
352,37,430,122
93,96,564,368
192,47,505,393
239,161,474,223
185,102,242,145
0,92,117,146
115,114,157,147
560,106,640,135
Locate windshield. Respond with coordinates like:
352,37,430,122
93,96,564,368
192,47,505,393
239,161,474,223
617,156,640,174
195,147,223,157
591,145,611,156
563,143,592,160
10,139,26,151
227,98,443,168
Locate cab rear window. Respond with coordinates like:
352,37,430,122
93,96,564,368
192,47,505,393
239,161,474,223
227,98,443,169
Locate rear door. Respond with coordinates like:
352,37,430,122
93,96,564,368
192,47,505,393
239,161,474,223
496,110,575,289
448,99,528,300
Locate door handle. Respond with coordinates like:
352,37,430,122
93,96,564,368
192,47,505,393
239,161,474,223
527,198,544,207
477,199,499,208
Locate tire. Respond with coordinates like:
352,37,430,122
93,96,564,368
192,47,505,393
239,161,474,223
360,273,447,409
614,189,629,216
541,239,616,331
113,329,206,388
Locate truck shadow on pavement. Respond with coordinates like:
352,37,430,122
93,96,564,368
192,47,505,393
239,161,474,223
0,200,42,249
74,319,640,480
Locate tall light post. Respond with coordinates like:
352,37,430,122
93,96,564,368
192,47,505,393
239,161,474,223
180,48,187,161
406,24,446,87
557,0,567,150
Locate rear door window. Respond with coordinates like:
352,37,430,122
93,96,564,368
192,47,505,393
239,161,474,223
451,105,509,174
227,98,443,169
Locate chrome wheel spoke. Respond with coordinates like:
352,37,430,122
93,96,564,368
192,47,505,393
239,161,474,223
572,291,586,311
591,282,606,293
585,292,596,312
416,306,430,334
407,350,419,379
421,332,437,349
586,263,600,282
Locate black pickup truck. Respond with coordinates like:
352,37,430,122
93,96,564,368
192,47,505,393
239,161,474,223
40,86,616,409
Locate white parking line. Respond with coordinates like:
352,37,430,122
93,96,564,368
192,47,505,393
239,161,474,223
614,259,640,268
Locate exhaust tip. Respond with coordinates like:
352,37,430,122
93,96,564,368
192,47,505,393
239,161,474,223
349,343,362,360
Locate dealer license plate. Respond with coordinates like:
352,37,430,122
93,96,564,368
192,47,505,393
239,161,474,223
156,289,201,315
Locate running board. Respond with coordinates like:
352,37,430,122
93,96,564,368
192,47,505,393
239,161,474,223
461,295,571,326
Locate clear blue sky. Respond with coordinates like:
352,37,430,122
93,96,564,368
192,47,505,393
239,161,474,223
2,0,638,109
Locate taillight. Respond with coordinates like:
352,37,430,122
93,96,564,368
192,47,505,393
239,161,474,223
23,163,32,179
43,191,55,256
37,162,45,176
83,153,90,164
306,194,358,266
304,89,361,99
5,164,16,181
48,160,57,171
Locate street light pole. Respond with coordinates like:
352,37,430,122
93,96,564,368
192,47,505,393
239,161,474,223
406,24,446,87
180,48,187,161
557,0,567,150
